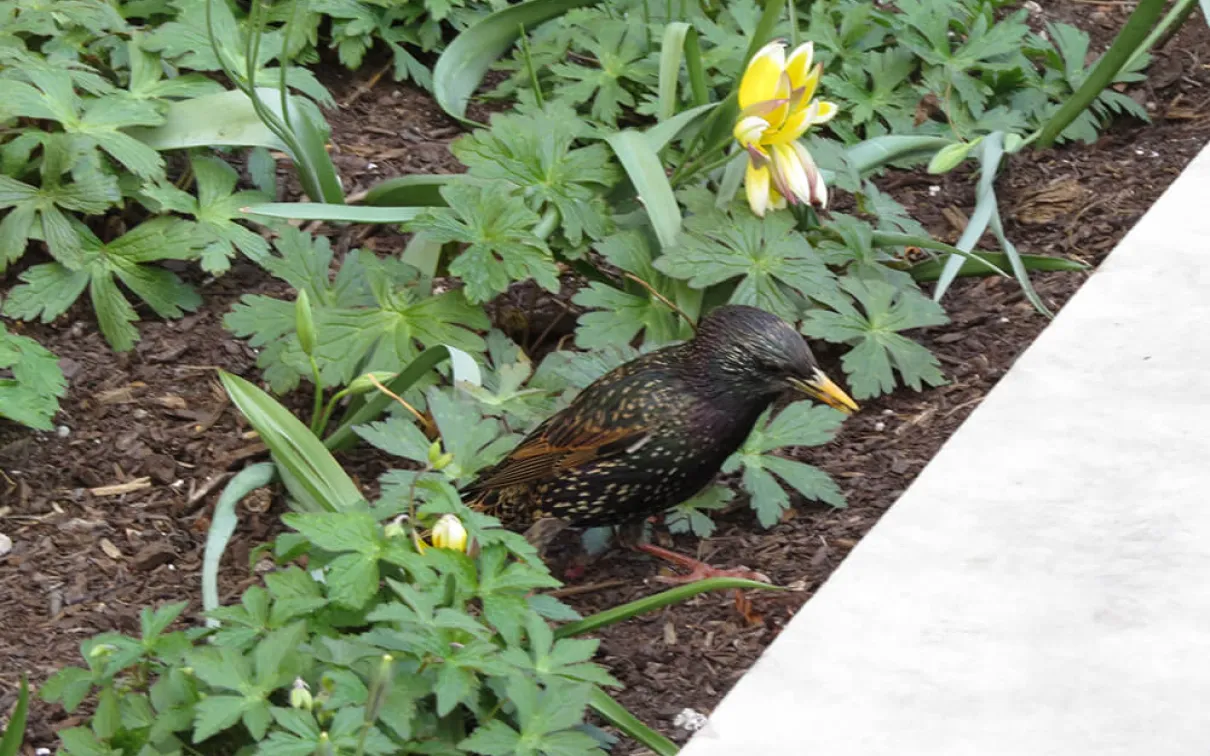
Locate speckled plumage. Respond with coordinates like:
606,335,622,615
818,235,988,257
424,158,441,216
460,305,843,530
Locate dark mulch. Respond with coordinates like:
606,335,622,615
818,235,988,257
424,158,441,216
3,2,1209,750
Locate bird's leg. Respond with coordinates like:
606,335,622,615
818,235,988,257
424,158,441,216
633,543,772,585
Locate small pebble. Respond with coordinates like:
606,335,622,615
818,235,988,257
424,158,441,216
673,708,709,732
874,421,887,432
0,533,12,558
928,185,941,196
37,749,51,756
56,425,71,438
999,316,1010,324
881,409,894,416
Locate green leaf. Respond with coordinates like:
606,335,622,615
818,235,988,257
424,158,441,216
664,485,733,538
571,229,688,349
407,182,559,304
605,129,681,250
451,102,618,246
588,688,677,756
192,695,246,743
364,174,460,207
284,510,380,554
242,203,427,224
0,171,118,272
555,578,780,638
657,23,708,121
460,720,521,755
801,276,948,399
0,323,67,430
433,0,600,125
0,677,30,756
143,154,271,274
129,88,289,151
219,371,366,512
655,208,837,322
3,218,202,352
203,463,276,617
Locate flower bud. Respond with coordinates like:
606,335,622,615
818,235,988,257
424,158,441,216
430,514,468,552
315,732,333,756
290,678,313,711
347,371,397,396
383,515,407,540
927,139,981,175
295,289,317,357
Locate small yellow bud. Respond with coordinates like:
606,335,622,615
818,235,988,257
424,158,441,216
430,514,468,553
316,732,334,756
433,452,454,471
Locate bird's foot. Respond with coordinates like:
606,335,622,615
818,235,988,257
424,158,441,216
634,543,771,585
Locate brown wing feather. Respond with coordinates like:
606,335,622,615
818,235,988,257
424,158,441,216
460,346,684,506
465,416,648,492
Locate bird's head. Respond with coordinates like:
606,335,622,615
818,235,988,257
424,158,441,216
692,305,859,414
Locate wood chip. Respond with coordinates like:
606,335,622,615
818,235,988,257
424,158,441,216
99,538,123,559
664,620,678,646
96,386,138,405
89,477,152,497
154,394,188,410
131,542,176,571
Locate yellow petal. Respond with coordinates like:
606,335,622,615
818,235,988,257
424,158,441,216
431,514,468,552
738,42,786,109
759,73,793,131
798,63,823,107
745,159,772,217
809,100,839,125
733,115,769,149
764,99,818,145
784,42,814,90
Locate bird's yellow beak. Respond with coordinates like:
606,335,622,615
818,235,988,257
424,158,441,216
789,368,859,414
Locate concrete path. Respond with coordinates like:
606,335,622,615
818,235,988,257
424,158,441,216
681,143,1210,756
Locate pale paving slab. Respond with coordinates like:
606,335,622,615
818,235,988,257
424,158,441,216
681,142,1210,756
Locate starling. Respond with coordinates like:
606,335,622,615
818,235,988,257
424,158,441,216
460,304,858,581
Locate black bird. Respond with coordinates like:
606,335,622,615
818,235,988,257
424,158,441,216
460,305,858,582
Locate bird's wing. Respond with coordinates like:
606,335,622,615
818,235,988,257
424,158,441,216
464,413,651,492
461,353,678,495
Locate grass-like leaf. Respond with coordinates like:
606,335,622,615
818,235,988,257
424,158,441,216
203,463,277,617
219,371,365,513
605,130,681,249
433,0,600,125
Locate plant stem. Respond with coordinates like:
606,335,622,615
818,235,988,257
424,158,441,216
518,24,544,107
673,151,736,186
624,273,697,331
308,357,324,434
314,388,351,438
1124,0,1197,71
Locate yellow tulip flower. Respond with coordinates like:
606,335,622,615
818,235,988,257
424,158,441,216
733,40,838,217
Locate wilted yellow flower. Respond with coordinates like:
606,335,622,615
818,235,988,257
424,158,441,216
733,40,837,216
430,514,469,552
